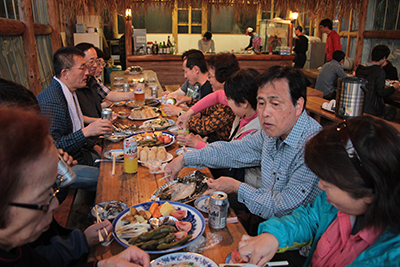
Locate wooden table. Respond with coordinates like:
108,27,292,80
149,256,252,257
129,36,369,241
110,70,165,96
88,106,248,264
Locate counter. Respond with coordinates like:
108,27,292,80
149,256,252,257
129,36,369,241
126,54,295,87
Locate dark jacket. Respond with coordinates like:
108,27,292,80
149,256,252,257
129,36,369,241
37,78,98,166
76,76,102,119
356,64,395,116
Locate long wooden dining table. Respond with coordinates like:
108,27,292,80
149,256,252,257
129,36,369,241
88,71,248,264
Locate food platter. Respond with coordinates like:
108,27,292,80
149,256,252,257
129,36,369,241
113,201,206,254
128,106,159,120
129,131,176,148
113,101,125,107
104,149,124,160
106,134,127,143
126,100,137,108
150,171,209,203
151,252,218,267
91,200,127,221
143,118,175,130
145,98,160,107
126,66,143,75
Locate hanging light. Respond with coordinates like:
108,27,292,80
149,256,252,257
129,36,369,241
125,8,132,20
289,11,299,21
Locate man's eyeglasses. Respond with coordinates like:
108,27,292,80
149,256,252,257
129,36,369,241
336,121,373,188
8,175,62,212
98,61,106,67
69,65,88,71
86,58,102,65
208,75,215,79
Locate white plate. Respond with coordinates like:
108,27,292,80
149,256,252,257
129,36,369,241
176,147,197,155
194,195,210,213
114,77,124,80
143,118,175,130
151,252,218,267
168,126,179,135
113,101,126,107
126,101,138,108
104,149,124,160
138,152,173,164
106,135,126,143
114,82,124,86
128,115,158,121
113,201,206,254
321,106,335,113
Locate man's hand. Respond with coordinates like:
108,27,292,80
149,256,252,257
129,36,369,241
58,149,77,167
84,219,113,247
204,177,241,195
82,118,113,137
176,109,194,129
238,233,279,266
171,94,192,106
164,155,185,181
163,104,183,116
97,246,150,267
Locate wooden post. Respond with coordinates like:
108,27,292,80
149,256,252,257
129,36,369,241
125,18,133,58
18,0,41,95
354,0,368,70
346,10,353,56
173,0,178,49
111,4,119,39
47,0,61,54
289,22,293,53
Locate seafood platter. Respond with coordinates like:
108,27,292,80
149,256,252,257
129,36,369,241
143,118,175,130
91,200,127,221
113,122,138,135
113,201,206,253
150,171,209,203
130,131,176,148
144,98,160,107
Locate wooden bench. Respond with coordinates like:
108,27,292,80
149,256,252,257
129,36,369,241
53,188,77,228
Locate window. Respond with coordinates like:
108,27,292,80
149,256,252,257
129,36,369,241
209,6,257,34
177,0,202,34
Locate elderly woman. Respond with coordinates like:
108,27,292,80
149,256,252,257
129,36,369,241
238,116,400,266
0,107,150,267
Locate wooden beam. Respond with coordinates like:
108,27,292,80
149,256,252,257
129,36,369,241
47,0,61,54
346,10,353,56
172,0,178,48
111,4,119,39
339,30,358,38
354,0,368,69
125,18,133,59
363,30,400,39
33,23,52,35
0,18,25,36
18,0,41,95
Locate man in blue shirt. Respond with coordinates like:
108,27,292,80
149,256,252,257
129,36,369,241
165,66,322,233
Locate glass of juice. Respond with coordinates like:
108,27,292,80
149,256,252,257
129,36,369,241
135,83,145,105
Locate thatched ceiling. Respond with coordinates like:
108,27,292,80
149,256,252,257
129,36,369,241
57,0,362,23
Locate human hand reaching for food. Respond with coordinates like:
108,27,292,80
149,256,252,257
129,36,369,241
238,233,279,266
204,177,241,195
176,109,194,129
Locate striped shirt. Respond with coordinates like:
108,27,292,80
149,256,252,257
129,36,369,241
184,110,322,219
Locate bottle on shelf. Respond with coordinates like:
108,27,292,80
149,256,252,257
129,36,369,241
172,42,177,54
166,36,172,54
152,41,159,54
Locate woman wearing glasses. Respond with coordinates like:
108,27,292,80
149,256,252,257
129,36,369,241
237,116,400,266
0,107,150,267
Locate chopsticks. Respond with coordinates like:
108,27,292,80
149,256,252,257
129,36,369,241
94,206,108,242
112,154,116,175
158,174,170,181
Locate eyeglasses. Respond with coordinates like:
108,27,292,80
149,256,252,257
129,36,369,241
208,75,215,79
69,64,88,71
8,175,62,212
98,61,106,67
336,121,373,188
86,58,102,65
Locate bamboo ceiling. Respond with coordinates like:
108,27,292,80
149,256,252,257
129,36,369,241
57,0,362,23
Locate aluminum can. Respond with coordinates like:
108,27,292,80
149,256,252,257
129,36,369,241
209,191,228,229
101,108,112,121
57,154,76,188
123,83,130,92
150,85,158,98
124,137,138,173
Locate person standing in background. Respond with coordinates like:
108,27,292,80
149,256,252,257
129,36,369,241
319,18,342,62
198,31,215,53
244,27,261,51
293,26,309,68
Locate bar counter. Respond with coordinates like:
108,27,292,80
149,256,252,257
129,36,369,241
127,54,295,87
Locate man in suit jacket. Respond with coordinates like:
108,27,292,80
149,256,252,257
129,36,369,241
37,47,112,168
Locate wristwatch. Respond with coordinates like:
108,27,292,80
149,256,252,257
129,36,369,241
178,110,185,116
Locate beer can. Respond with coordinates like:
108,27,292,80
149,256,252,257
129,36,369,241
209,191,228,229
124,137,138,173
150,85,158,98
123,83,130,92
57,154,76,188
101,108,112,121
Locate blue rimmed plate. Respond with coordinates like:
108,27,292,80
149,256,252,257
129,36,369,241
143,118,175,130
151,252,218,267
113,201,206,254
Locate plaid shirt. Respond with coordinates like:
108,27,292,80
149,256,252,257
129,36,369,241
184,111,322,219
94,77,111,102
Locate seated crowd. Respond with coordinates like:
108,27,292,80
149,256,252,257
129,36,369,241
1,43,400,267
